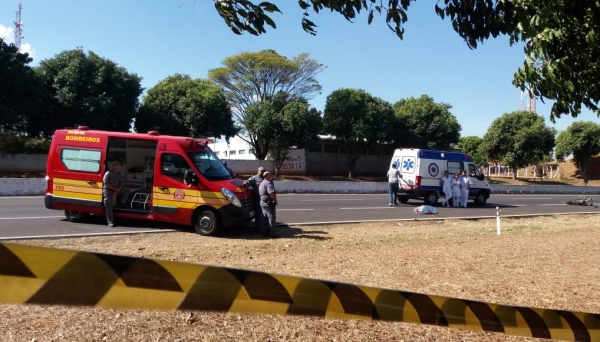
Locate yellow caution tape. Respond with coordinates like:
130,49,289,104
0,242,598,341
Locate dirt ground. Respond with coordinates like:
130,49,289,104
1,214,599,341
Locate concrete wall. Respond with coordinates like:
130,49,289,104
0,154,47,173
0,178,46,196
2,177,599,196
0,152,306,175
306,149,393,176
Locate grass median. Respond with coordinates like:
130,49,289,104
2,214,600,341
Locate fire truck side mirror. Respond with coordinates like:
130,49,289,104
184,170,198,185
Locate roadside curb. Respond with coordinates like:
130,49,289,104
1,178,599,196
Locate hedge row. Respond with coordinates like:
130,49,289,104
0,136,51,154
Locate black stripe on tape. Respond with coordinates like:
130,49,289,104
178,266,242,311
324,281,378,318
228,269,293,303
287,279,332,316
26,252,119,306
515,307,551,339
0,244,35,278
96,253,183,292
559,311,591,341
467,300,505,332
403,292,449,326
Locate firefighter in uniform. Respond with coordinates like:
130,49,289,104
258,171,277,238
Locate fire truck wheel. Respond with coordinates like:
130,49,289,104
194,210,221,236
64,210,89,222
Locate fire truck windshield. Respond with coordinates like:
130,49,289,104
188,151,232,181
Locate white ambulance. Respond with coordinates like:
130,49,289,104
391,148,490,206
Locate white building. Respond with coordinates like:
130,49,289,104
210,136,257,160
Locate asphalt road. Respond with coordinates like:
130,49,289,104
0,194,597,240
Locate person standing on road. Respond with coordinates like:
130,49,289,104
459,170,471,207
103,161,131,227
386,164,402,206
243,166,265,230
258,171,277,238
440,170,453,207
451,173,461,208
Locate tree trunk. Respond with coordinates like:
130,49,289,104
512,164,518,180
347,147,359,179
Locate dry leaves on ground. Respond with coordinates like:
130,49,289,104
1,214,599,341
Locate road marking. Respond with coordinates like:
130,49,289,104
283,212,600,226
0,196,44,200
510,197,553,200
0,229,178,241
300,199,363,202
0,216,64,220
340,207,395,210
277,209,314,211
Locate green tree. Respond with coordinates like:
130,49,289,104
457,136,485,167
137,74,237,139
0,38,47,135
483,111,556,180
245,93,321,175
35,48,143,135
555,121,600,177
202,1,600,121
323,88,393,179
392,95,461,150
208,50,324,159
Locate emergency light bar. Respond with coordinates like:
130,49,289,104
185,138,215,146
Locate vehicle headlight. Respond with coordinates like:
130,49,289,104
221,188,242,207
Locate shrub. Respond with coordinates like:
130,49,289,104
0,136,51,154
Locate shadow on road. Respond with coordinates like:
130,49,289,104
66,215,331,241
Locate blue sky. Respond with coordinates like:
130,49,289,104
1,0,597,137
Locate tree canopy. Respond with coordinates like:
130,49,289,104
137,74,237,139
203,1,600,122
35,48,143,136
0,38,47,135
209,50,324,158
393,95,461,150
457,136,485,167
323,88,394,178
483,110,555,179
555,121,600,177
245,92,321,170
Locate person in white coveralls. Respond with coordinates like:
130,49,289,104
459,170,471,208
440,170,453,207
451,173,461,208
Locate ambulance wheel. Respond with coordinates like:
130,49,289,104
64,210,89,222
398,196,409,204
194,210,221,236
424,192,438,206
474,191,488,206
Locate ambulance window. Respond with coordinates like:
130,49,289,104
400,156,416,174
468,163,479,177
161,154,192,183
61,148,102,173
447,161,463,175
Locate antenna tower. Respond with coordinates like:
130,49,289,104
519,89,536,112
519,39,539,112
14,3,23,49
